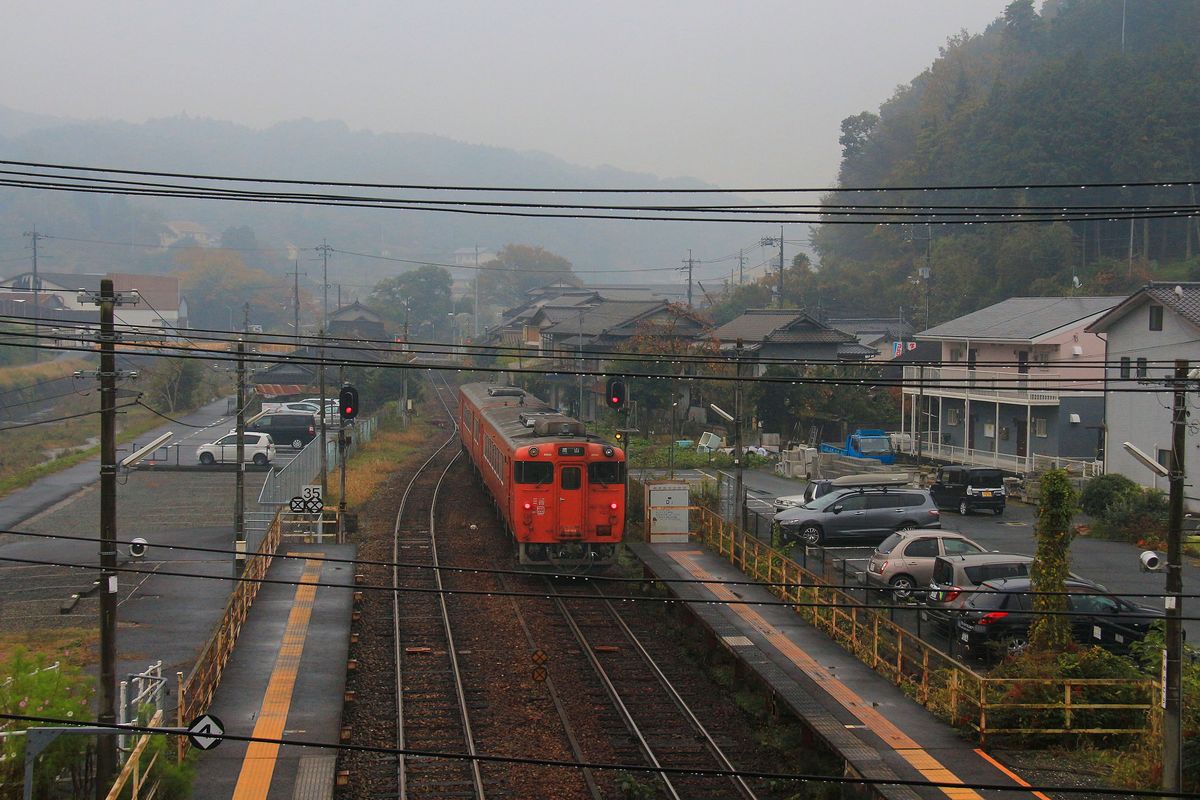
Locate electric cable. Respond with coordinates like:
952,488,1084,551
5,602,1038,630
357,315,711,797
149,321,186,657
4,527,1195,602
0,712,1182,797
0,400,139,431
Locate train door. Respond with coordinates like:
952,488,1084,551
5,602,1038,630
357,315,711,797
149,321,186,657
557,463,585,536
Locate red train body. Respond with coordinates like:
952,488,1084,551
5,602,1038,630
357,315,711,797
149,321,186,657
458,383,625,566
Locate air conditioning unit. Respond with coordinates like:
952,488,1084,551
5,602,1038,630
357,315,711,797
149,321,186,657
1072,345,1084,357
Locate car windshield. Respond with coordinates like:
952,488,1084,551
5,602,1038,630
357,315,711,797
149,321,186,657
857,438,892,454
969,470,1004,487
876,533,903,554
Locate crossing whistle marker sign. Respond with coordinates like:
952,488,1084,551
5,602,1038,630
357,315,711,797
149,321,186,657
187,713,225,751
290,484,324,514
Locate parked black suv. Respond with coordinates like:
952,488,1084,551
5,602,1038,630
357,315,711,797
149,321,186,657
930,466,1006,515
956,576,1162,660
246,412,317,449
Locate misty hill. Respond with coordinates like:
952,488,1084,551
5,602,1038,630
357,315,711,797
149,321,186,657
810,0,1200,327
0,109,751,293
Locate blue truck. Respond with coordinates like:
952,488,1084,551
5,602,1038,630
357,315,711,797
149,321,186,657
819,429,896,465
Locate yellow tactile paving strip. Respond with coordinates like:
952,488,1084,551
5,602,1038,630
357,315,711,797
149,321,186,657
671,551,985,800
231,555,324,800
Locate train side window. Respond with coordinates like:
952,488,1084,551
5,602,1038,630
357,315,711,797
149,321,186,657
588,462,624,485
561,466,582,490
514,461,553,484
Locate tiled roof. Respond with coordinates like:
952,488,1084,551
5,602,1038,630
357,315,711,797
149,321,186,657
712,309,853,344
918,296,1122,341
1143,283,1200,326
540,300,667,337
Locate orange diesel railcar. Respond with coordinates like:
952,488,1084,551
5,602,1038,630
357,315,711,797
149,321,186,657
458,383,625,567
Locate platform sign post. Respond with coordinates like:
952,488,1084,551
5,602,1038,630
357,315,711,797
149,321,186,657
644,480,689,543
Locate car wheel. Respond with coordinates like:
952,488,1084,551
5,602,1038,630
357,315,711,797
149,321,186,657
253,453,268,466
959,500,970,516
799,524,823,547
889,574,916,602
993,507,1004,516
1004,634,1028,657
199,452,215,465
291,438,304,449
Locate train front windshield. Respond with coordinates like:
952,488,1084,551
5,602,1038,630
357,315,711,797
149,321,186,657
588,462,625,486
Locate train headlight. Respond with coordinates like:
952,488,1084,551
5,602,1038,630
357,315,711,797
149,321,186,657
528,447,539,457
603,446,614,457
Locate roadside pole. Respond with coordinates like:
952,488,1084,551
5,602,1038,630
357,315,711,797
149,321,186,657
734,338,745,528
234,340,246,577
1162,359,1186,793
318,329,328,505
87,279,138,797
339,366,347,541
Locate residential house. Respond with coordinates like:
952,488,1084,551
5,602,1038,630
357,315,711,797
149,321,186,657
328,301,387,342
904,296,1122,473
1085,283,1200,507
709,309,870,375
0,271,187,332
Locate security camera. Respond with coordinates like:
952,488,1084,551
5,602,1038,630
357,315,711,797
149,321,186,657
128,538,148,560
1139,550,1161,572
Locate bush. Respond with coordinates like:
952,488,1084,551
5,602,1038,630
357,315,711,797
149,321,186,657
1080,473,1141,517
1093,487,1168,545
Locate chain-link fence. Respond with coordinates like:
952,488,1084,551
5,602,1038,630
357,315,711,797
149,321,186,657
257,408,385,505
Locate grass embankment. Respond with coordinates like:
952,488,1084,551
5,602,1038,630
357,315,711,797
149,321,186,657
323,411,432,509
0,627,97,668
0,359,90,394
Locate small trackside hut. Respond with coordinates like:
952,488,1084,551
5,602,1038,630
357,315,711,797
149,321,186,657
458,383,626,567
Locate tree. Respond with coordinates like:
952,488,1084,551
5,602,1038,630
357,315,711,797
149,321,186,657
1029,469,1077,653
839,112,880,161
367,265,453,338
172,248,290,332
143,354,206,412
476,244,578,308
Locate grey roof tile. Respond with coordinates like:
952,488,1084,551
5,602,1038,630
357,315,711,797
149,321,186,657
918,296,1123,341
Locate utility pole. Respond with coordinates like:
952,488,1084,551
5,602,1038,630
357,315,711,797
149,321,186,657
681,249,696,308
738,248,745,286
234,340,246,578
318,328,328,505
86,279,138,797
316,240,332,331
338,365,347,540
1163,359,1187,794
402,299,410,425
777,225,785,307
734,338,745,528
287,259,305,349
23,227,45,361
474,244,480,338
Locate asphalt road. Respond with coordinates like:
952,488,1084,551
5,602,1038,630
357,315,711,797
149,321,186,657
646,466,1200,644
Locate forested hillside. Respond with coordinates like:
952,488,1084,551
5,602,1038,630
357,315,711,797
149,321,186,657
810,0,1200,327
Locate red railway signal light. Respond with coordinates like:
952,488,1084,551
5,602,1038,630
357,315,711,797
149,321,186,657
339,385,359,420
605,378,626,411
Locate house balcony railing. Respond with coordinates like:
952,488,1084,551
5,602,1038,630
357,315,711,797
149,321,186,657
904,435,1103,477
902,365,1074,404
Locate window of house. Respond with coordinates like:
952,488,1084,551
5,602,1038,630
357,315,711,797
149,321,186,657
947,408,960,426
1136,357,1148,378
984,422,995,438
1119,357,1131,379
1033,417,1048,438
1149,304,1164,331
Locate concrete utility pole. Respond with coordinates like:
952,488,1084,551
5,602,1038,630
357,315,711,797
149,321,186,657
86,279,138,797
1163,359,1187,794
474,244,480,338
234,340,246,578
287,259,305,349
738,248,745,286
681,249,696,308
318,328,328,504
734,338,745,527
23,227,45,360
760,228,785,307
402,299,410,424
339,365,347,539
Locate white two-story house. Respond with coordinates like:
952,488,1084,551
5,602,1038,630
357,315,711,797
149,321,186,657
1086,283,1200,507
902,296,1122,473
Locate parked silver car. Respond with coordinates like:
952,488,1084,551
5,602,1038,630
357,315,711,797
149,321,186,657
921,553,1035,630
773,487,941,547
197,432,275,465
864,530,986,601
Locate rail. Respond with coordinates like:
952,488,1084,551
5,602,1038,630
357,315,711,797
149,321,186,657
686,504,1158,743
176,509,282,759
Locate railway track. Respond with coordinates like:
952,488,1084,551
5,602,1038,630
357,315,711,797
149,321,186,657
390,372,486,800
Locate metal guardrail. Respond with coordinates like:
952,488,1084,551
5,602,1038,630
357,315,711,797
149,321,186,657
257,411,382,505
671,498,1158,744
904,438,1103,477
177,511,282,760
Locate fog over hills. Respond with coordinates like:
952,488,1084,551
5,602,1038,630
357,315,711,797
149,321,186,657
0,107,767,291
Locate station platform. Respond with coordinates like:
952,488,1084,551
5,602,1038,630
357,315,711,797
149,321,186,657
629,541,1045,800
192,543,357,800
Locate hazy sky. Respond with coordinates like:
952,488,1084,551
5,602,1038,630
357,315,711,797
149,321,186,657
4,0,1010,188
